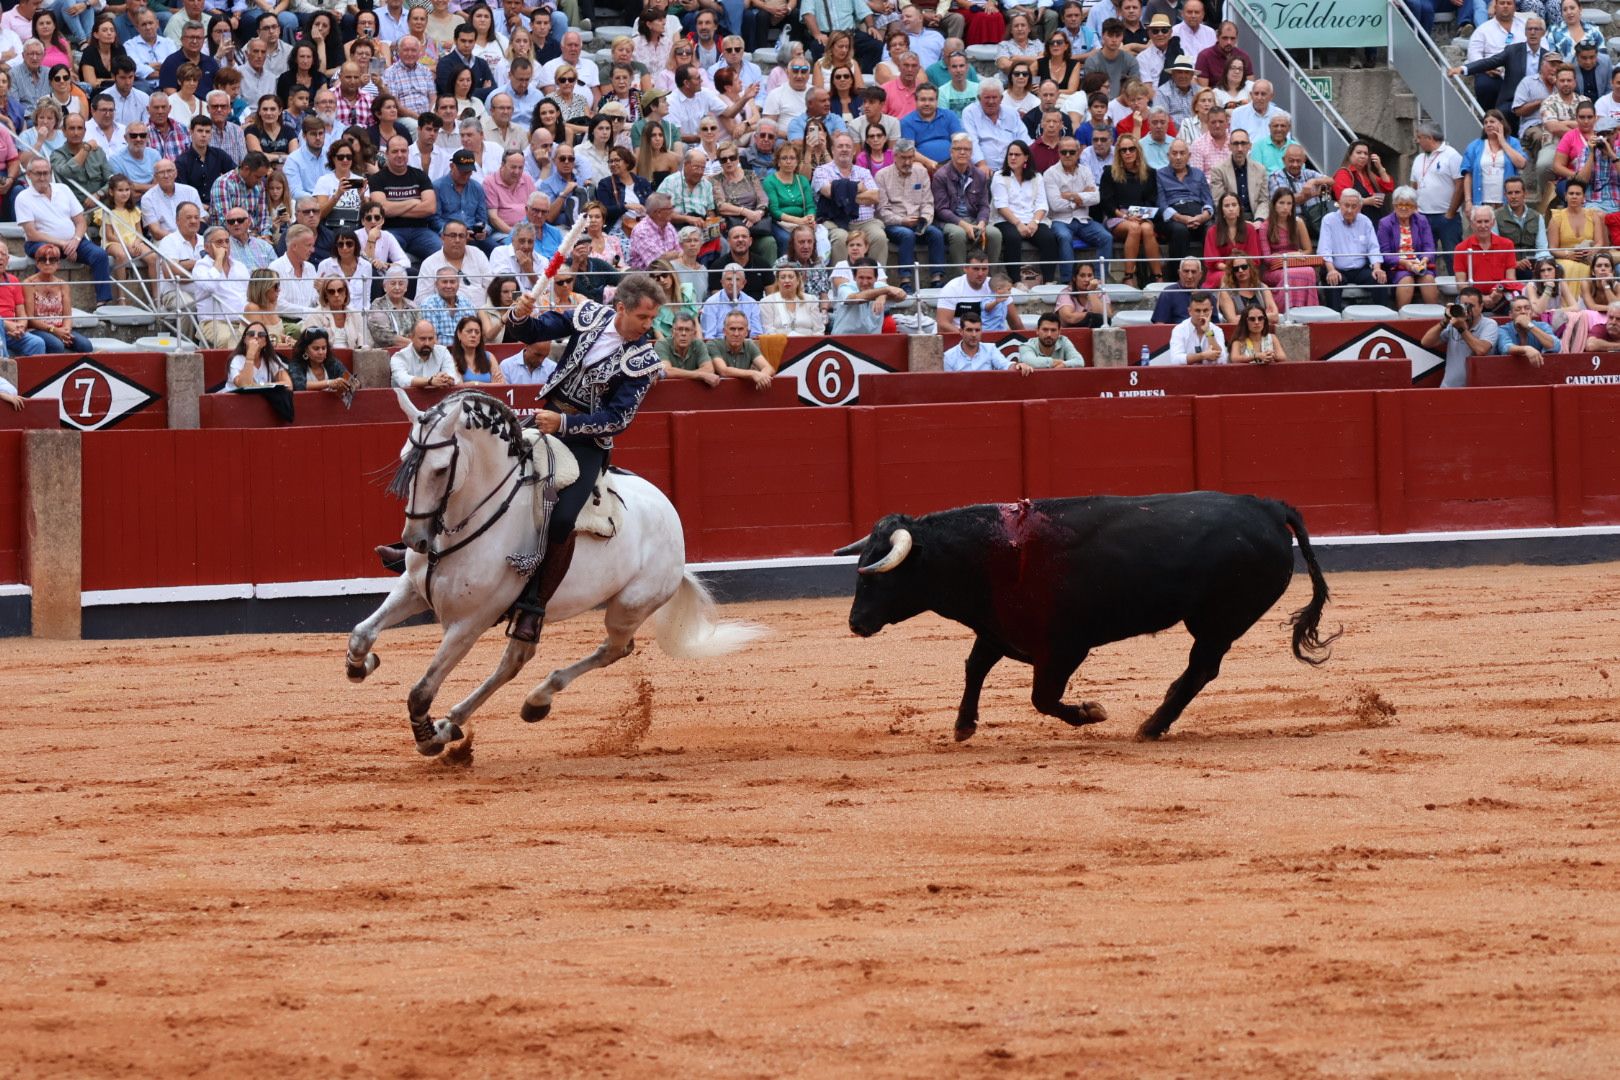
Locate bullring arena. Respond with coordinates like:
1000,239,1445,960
8,312,1620,1076
5,562,1619,1076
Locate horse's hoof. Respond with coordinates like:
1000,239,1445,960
416,739,445,757
521,701,551,724
346,653,379,682
434,719,463,743
954,723,976,742
1135,724,1166,742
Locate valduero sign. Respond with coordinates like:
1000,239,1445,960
1250,0,1387,48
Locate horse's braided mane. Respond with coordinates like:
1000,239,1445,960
387,391,526,501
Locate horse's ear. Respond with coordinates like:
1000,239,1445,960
395,388,421,422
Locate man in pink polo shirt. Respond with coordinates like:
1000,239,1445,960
483,148,536,247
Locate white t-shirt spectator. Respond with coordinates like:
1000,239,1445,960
15,183,82,243
1157,317,1227,365
268,254,321,314
142,184,204,234
539,55,599,90
762,84,808,127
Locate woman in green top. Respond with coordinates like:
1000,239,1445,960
764,142,817,261
646,259,699,344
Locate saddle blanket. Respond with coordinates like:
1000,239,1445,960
522,430,623,539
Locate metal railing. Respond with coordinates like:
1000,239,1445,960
1386,0,1485,139
1227,0,1360,173
55,174,189,341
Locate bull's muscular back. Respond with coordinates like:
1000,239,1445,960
920,492,1298,661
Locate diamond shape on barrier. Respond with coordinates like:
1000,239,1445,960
25,358,161,431
1320,325,1447,383
776,342,895,406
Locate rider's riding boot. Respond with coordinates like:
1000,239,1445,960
508,533,577,643
376,544,407,573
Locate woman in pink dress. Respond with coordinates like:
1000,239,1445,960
1261,189,1321,311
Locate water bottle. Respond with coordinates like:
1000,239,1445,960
1139,345,1150,366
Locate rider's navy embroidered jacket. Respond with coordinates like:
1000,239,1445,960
511,298,662,449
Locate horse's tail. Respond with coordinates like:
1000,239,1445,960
655,572,767,659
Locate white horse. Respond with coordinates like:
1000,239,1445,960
346,389,762,757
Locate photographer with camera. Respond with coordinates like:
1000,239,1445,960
1421,286,1499,388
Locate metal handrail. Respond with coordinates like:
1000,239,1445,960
56,173,189,340
1386,0,1486,136
1226,0,1359,172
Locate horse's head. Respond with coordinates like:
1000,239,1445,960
388,390,527,554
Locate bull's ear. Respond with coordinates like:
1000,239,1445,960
833,536,869,557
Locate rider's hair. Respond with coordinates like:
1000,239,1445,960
614,271,668,311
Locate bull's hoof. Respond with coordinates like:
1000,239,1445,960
1079,701,1108,724
1135,722,1167,742
521,701,551,724
953,722,977,742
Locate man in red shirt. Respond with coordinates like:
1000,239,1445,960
0,237,46,356
1453,204,1522,312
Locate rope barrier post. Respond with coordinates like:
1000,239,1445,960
352,348,393,391
24,429,81,640
165,351,204,430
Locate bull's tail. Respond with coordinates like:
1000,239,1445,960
1280,503,1341,666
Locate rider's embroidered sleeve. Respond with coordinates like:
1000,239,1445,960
557,373,656,438
512,311,576,341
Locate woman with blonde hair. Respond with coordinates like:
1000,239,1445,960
300,276,372,350
812,31,865,90
244,268,295,345
761,266,826,335
1097,133,1160,287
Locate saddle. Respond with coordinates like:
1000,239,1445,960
522,430,624,540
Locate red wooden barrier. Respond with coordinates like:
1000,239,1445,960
0,431,21,583
0,399,64,429
1467,352,1620,387
861,360,1408,406
74,385,1620,585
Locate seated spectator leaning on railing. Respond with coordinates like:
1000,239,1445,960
390,318,459,389
831,258,906,333
708,310,773,391
657,311,721,385
1155,290,1226,366
942,306,1034,374
1018,312,1083,368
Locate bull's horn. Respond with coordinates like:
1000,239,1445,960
859,529,913,575
395,387,421,422
833,536,870,557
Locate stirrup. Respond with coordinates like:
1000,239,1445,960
506,599,546,642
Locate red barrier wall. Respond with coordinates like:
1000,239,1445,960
1467,353,1620,387
861,361,1407,406
74,385,1620,587
0,432,21,583
0,399,65,429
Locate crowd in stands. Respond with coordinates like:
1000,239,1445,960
0,0,1606,388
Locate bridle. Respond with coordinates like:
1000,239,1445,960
401,406,540,606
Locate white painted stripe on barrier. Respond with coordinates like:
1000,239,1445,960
67,524,1620,608
0,583,31,598
81,583,254,607
254,578,400,599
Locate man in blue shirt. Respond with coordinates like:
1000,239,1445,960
901,85,963,170
1317,189,1389,310
1155,139,1213,265
434,149,493,252
942,308,1034,372
700,265,764,337
1150,257,1204,325
1494,294,1558,361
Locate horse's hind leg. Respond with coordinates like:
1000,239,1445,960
443,636,537,744
347,578,429,681
408,621,487,756
521,598,649,723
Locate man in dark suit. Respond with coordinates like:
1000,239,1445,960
1573,39,1613,102
1450,13,1550,129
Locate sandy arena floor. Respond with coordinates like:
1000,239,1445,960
3,564,1619,1078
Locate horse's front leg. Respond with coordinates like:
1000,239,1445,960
408,620,488,756
347,576,429,681
443,636,537,749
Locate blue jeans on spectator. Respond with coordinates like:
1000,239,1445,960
38,328,93,352
4,329,47,356
387,224,443,267
53,0,95,42
1424,211,1461,273
1466,0,1487,27
25,238,113,302
1404,0,1436,33
1053,216,1115,284
884,222,945,286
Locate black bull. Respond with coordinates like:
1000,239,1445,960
836,492,1339,741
